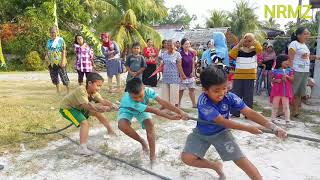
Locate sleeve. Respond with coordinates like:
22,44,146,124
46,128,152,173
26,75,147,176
141,56,147,68
75,88,89,105
254,41,262,54
176,52,182,63
198,104,221,122
288,41,297,52
113,42,121,56
229,47,239,59
145,87,158,100
228,92,246,111
143,48,150,57
92,93,103,103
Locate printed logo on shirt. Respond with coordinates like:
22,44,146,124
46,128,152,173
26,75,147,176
202,105,214,116
221,104,229,111
234,96,242,106
224,141,235,153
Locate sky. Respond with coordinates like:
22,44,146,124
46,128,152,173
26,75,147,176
164,0,315,30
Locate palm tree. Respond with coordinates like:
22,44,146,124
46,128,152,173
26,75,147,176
206,10,230,28
84,0,166,52
229,0,260,37
262,17,281,30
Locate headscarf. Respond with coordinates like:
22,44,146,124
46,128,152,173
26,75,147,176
213,32,229,66
101,32,112,49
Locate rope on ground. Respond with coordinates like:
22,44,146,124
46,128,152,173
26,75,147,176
187,117,320,143
57,132,172,180
23,123,73,135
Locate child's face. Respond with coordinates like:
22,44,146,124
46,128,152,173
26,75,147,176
204,82,228,103
87,80,103,94
130,87,145,102
281,60,290,68
132,46,140,55
77,36,84,45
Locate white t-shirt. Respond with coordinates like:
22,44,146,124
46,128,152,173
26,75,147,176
288,40,310,72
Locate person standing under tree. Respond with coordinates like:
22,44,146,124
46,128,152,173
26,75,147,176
45,26,70,94
142,39,158,87
74,34,94,85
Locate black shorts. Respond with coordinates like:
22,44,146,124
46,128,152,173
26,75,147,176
48,64,69,85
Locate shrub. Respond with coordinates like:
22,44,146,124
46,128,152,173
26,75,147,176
23,51,43,71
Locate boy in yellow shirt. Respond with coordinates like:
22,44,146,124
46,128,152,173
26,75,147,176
60,72,117,156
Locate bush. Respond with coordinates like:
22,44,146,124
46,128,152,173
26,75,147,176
23,51,43,71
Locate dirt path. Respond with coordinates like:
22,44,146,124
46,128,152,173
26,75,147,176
0,73,320,180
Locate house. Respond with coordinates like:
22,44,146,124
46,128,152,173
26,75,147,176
261,27,285,40
153,25,229,49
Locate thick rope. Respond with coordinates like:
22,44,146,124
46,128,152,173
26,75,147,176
23,123,73,135
187,117,320,143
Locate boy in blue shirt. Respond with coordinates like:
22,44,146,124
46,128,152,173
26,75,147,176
181,66,287,180
118,78,188,164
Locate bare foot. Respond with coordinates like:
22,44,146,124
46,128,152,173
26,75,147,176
150,157,156,169
213,161,225,180
108,131,117,136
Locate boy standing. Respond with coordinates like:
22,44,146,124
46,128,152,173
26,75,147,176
125,42,147,82
181,66,287,180
118,78,188,164
60,72,117,156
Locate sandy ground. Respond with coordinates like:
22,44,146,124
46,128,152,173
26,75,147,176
0,72,320,180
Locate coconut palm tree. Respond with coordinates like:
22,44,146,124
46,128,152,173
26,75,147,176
206,10,230,28
84,0,166,52
262,17,281,30
229,0,260,37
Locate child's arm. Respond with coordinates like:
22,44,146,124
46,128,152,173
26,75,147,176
215,116,262,134
155,97,188,119
240,107,287,139
135,67,146,76
145,106,181,120
80,103,111,113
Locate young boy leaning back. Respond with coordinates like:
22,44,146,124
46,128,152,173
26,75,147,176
181,66,287,180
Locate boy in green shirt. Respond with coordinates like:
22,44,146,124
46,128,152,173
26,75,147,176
60,72,117,156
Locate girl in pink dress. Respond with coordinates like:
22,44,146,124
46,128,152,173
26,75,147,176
270,54,294,125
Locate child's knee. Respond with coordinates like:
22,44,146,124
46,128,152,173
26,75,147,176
181,152,196,165
80,120,89,127
118,119,130,130
143,119,154,130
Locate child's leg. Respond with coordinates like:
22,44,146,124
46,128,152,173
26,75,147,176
281,97,290,122
179,89,184,107
233,157,262,180
108,76,113,90
58,65,70,93
116,73,121,88
271,96,281,120
189,88,196,108
79,120,89,145
77,70,85,85
181,153,224,177
143,119,155,161
118,119,148,151
91,112,115,135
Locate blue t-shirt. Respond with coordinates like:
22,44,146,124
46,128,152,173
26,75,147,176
119,87,158,115
197,92,246,135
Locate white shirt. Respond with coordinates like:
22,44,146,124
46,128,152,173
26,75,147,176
288,40,310,72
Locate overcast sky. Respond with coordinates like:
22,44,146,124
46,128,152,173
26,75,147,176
164,0,315,30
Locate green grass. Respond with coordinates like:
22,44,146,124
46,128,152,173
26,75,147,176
0,80,122,153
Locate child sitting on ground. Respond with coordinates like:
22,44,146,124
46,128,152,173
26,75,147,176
60,72,117,156
117,78,188,164
180,66,287,180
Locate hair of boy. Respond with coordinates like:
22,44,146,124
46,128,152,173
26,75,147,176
275,54,289,69
74,34,84,45
146,39,152,43
126,78,143,94
131,42,140,49
86,72,104,85
200,66,227,89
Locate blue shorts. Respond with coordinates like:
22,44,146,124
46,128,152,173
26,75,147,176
117,111,151,129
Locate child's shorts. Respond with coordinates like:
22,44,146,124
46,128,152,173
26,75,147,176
183,128,245,161
117,111,151,129
59,108,89,127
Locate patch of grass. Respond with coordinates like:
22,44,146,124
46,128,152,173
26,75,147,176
158,149,168,158
0,80,122,153
253,102,271,117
